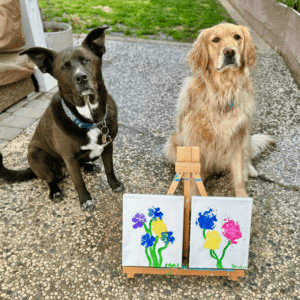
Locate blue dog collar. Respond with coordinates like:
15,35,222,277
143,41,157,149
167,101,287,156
61,99,107,130
228,95,234,107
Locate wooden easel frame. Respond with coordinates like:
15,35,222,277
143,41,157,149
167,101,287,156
123,147,245,281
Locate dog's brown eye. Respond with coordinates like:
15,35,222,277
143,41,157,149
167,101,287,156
63,63,70,70
212,37,220,43
83,58,91,64
234,34,241,40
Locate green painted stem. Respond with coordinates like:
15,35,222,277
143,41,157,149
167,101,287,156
143,219,154,235
216,259,223,269
212,250,220,261
210,250,218,260
209,250,223,269
143,222,150,234
150,236,159,267
203,229,206,239
220,240,231,261
158,244,168,267
145,247,152,267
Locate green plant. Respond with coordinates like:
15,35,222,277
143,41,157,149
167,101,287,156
39,0,57,32
276,0,300,11
38,0,234,42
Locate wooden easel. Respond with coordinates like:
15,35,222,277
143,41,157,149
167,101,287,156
123,147,245,281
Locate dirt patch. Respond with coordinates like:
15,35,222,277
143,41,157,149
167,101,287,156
93,5,112,13
173,26,184,30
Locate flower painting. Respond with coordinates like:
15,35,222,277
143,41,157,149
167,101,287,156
190,196,253,269
122,194,184,268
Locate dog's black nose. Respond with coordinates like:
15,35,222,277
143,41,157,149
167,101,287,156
75,72,88,84
223,47,236,58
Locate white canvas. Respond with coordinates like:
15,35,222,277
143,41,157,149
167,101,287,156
189,196,253,270
122,194,184,268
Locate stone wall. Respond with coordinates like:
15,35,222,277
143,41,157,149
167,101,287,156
228,0,300,86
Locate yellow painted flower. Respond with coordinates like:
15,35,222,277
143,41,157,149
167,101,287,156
204,230,222,250
151,219,168,238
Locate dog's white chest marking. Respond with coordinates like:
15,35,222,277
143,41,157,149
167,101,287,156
81,128,105,159
76,102,99,121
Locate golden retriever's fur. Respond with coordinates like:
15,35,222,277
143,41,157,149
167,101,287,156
165,23,275,198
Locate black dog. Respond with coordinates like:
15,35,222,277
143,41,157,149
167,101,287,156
0,27,124,211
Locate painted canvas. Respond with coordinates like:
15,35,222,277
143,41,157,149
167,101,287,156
189,197,253,269
122,194,184,268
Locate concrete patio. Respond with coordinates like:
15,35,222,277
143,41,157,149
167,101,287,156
0,2,299,300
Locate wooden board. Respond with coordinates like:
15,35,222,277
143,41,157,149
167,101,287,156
123,266,244,281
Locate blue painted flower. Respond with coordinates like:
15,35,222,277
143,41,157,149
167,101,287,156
196,208,217,230
148,207,163,220
132,213,146,229
141,233,156,248
161,231,175,245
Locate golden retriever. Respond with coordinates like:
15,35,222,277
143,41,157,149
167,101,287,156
165,23,275,198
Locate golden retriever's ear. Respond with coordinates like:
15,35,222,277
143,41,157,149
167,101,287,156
188,29,209,72
239,26,256,68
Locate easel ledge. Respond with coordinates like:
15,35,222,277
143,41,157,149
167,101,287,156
123,267,244,281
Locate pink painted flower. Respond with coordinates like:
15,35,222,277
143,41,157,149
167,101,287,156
221,218,242,244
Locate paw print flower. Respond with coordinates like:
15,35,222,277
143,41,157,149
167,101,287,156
132,213,146,229
151,219,167,238
161,231,175,245
204,230,222,250
196,208,217,230
141,233,155,248
222,218,242,244
148,207,163,220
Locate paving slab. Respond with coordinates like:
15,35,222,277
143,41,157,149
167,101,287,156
11,107,46,119
5,99,30,113
0,139,8,150
24,99,51,109
0,126,23,140
26,91,43,100
35,92,54,101
0,115,36,129
0,112,11,122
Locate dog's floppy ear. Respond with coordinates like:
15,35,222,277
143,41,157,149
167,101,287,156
19,47,56,75
82,26,110,58
188,29,209,72
239,26,256,68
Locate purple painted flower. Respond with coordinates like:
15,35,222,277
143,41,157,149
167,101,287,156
132,213,146,229
148,207,163,220
161,231,175,245
141,233,156,248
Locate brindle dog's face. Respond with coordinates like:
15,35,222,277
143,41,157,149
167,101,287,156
52,46,102,107
19,27,109,109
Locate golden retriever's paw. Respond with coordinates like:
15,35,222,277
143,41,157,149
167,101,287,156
248,163,258,177
236,190,248,198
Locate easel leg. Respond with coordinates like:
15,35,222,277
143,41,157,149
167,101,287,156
183,174,191,257
193,173,207,196
167,173,183,195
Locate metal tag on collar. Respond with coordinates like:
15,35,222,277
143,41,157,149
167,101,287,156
101,122,110,144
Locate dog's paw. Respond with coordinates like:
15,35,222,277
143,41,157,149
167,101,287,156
111,181,125,192
49,191,63,203
82,163,101,173
81,200,95,211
